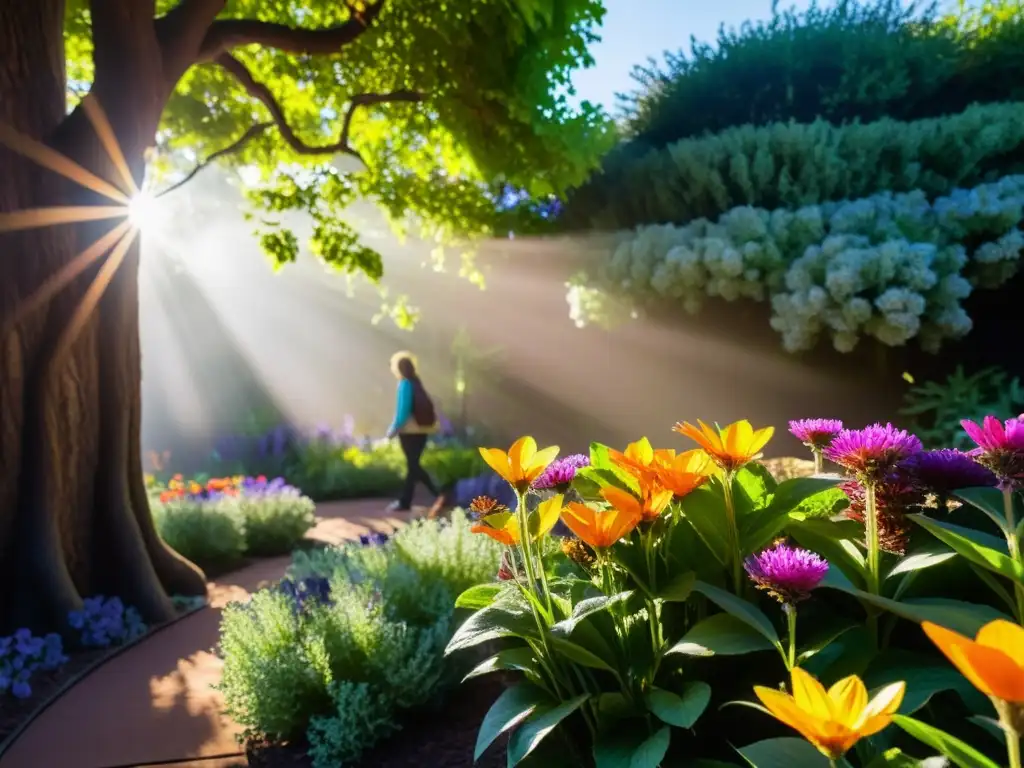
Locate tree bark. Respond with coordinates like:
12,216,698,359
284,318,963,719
0,0,206,634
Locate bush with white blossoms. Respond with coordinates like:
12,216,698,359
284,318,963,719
569,174,1024,353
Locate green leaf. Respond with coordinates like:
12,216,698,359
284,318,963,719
589,442,615,470
630,727,671,768
742,475,843,553
552,591,633,637
679,487,732,566
446,603,537,655
886,547,957,580
506,693,590,766
463,647,539,682
864,747,941,767
820,577,1011,635
736,738,830,768
658,571,696,602
668,613,776,657
797,622,857,663
891,715,1002,768
548,636,616,672
954,487,1010,534
475,682,548,760
646,682,711,729
787,518,867,588
909,514,1024,584
456,583,506,610
692,581,781,647
863,652,986,715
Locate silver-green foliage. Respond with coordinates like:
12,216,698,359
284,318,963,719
569,174,1024,353
218,510,503,766
237,493,316,557
152,498,247,567
574,101,1024,230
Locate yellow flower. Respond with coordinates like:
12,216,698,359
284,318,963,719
479,436,559,493
754,667,905,760
922,619,1024,704
674,419,774,472
470,495,564,547
561,501,641,549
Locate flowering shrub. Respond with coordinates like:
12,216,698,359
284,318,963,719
151,475,316,565
0,629,67,699
568,101,1024,231
569,174,1024,352
448,416,1024,766
68,596,147,648
216,510,502,768
206,419,482,502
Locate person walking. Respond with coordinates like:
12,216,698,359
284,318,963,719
385,351,440,511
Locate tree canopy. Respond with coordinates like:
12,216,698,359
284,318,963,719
63,0,614,306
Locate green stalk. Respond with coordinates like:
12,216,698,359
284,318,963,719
812,448,823,476
1002,489,1024,623
784,603,797,670
864,482,881,646
721,472,743,594
1008,732,1022,768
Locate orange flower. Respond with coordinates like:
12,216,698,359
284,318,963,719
654,448,713,499
561,502,641,549
479,436,559,492
922,619,1024,704
674,419,774,472
471,512,521,546
601,484,673,523
608,438,665,483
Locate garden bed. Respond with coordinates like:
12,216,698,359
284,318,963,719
246,678,507,768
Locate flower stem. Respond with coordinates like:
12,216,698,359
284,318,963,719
864,482,882,647
1008,731,1022,768
812,448,823,475
784,603,797,670
1002,489,1024,623
721,472,743,594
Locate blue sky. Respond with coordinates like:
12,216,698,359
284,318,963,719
571,0,814,110
571,0,966,111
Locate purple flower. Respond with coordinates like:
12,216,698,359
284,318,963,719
961,416,1024,490
744,543,829,604
789,419,844,449
533,454,590,491
841,473,923,555
823,423,922,484
898,449,997,495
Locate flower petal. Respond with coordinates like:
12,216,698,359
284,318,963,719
508,436,538,477
751,426,775,455
479,448,513,485
561,503,599,548
754,686,830,752
827,675,868,728
976,619,1024,669
726,420,754,458
533,495,564,540
791,666,834,720
924,621,1024,701
601,486,642,518
526,444,560,481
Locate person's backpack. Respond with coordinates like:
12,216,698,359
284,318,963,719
411,381,436,426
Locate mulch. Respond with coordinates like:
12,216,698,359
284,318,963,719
246,678,508,768
0,646,109,749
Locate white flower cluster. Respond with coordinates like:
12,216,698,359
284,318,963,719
573,175,1024,353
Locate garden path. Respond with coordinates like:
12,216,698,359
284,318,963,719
0,498,427,768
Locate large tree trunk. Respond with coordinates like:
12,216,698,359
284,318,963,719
0,0,206,635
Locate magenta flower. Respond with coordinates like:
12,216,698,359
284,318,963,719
961,416,1024,490
744,542,829,604
823,423,922,484
898,449,997,495
789,419,844,449
533,454,590,491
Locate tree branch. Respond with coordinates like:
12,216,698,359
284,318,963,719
155,122,271,198
197,0,387,61
155,0,228,83
215,52,424,163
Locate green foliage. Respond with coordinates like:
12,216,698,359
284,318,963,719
237,494,317,557
64,0,614,304
619,0,1024,150
568,173,1024,354
217,510,503,763
899,366,1024,449
564,101,1024,231
152,498,247,569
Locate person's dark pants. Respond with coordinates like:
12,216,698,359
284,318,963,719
398,433,439,509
